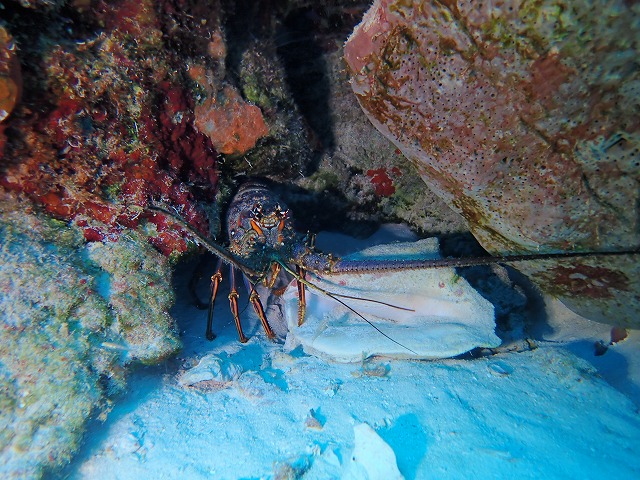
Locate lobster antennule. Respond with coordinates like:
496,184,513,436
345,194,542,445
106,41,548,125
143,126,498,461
327,248,640,274
147,203,261,280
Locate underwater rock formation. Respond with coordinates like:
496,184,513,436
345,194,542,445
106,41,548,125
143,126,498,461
234,38,315,178
1,0,466,256
0,192,179,478
0,0,222,255
291,45,469,236
345,0,640,326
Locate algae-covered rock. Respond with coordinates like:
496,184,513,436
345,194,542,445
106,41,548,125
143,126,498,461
236,40,314,177
295,47,468,235
0,193,180,478
85,231,181,364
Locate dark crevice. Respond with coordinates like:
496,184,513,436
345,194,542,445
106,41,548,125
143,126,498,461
221,0,276,85
275,7,335,159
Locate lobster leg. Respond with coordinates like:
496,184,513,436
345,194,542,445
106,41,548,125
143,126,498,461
228,267,248,343
296,265,307,326
264,262,281,289
248,283,275,339
205,259,223,341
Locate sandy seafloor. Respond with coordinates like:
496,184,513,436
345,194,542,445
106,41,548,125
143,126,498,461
65,227,640,480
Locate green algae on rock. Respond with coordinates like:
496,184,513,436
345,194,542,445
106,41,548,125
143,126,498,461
0,193,180,479
236,40,314,178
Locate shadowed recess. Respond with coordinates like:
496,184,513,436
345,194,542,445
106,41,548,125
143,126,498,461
276,7,335,157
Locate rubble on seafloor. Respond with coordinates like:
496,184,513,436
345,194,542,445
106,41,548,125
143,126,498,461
0,192,180,478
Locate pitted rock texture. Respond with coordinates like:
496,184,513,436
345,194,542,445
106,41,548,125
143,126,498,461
345,0,640,326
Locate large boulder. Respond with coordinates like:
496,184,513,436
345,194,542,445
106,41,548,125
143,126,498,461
344,0,640,326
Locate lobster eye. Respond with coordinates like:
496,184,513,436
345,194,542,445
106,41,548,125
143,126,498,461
275,204,287,218
251,203,263,219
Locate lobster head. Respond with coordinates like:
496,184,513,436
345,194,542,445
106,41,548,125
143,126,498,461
226,182,297,268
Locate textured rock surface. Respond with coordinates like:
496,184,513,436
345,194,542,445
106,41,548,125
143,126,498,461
292,47,469,236
345,0,640,326
0,193,180,478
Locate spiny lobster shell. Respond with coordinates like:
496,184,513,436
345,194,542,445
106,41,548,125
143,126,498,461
226,182,297,272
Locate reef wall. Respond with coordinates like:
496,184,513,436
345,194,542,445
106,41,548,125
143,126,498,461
0,193,179,478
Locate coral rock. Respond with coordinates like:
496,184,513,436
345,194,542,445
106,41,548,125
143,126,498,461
195,85,269,156
0,0,219,256
345,0,640,326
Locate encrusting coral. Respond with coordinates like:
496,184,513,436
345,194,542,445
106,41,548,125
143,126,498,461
1,0,222,255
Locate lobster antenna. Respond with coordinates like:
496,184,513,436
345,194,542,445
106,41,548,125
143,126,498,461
277,261,419,356
331,248,640,273
147,204,260,280
320,290,420,356
329,292,414,311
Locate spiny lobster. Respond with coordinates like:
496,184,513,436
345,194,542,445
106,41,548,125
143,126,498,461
150,181,638,348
